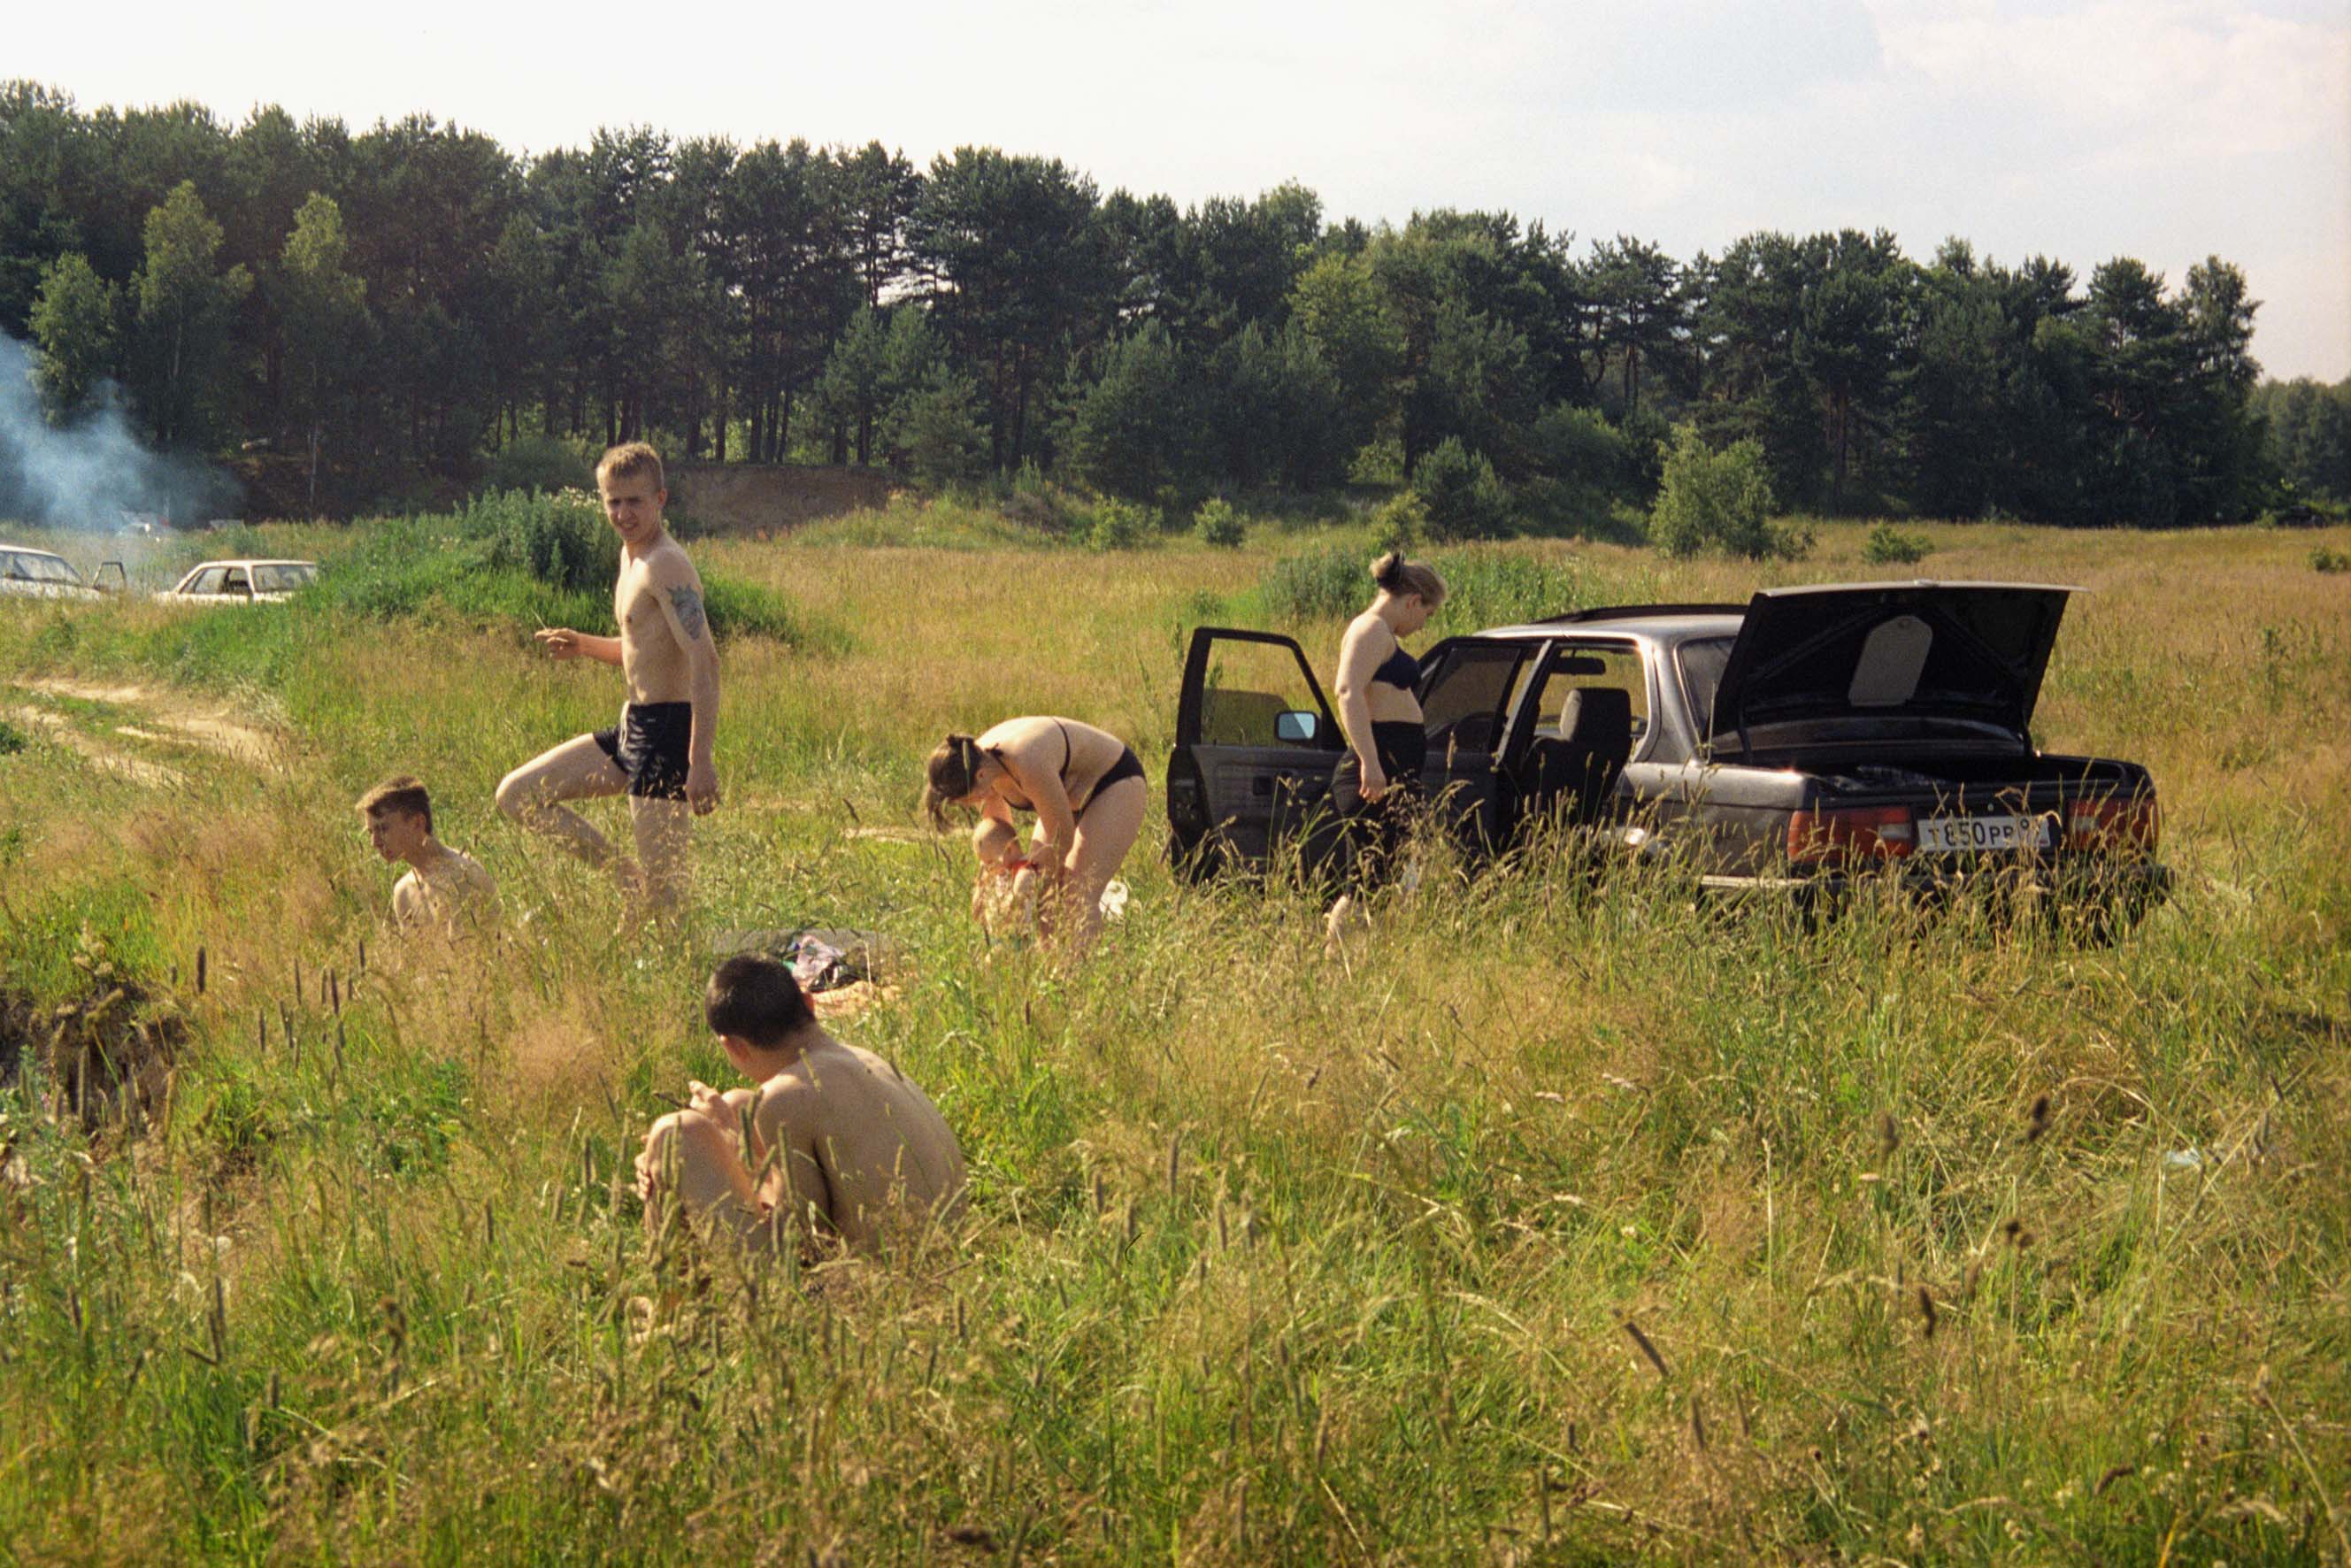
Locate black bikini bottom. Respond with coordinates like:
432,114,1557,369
1073,746,1146,813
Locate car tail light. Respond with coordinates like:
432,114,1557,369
1788,804,1916,865
2066,795,2159,854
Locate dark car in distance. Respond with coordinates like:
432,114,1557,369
1167,581,2167,926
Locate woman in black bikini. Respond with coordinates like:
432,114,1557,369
1331,550,1448,886
921,717,1148,954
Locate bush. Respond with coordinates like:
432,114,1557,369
999,460,1081,537
1527,404,1632,492
1370,491,1425,553
1086,496,1156,552
1348,434,1404,486
1254,546,1365,621
1412,437,1515,542
1650,424,1808,560
0,718,26,756
1194,497,1246,549
2311,546,2348,574
470,488,617,595
477,434,596,496
1861,523,1935,565
1429,552,1599,631
307,507,828,649
1250,542,1647,630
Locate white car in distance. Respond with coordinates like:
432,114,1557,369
159,558,319,604
0,544,104,602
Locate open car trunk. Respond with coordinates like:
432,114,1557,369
1702,581,2074,759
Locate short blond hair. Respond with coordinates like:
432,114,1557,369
357,775,433,834
595,441,665,494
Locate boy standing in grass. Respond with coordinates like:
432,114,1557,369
634,954,967,1257
357,776,499,927
495,442,720,918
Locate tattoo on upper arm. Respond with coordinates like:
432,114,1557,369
667,584,706,642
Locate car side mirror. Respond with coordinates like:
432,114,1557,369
1274,710,1319,744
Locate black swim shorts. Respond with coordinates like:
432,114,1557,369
593,702,693,800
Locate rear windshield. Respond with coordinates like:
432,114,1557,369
251,563,316,593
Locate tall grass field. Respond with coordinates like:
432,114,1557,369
1,501,2346,1564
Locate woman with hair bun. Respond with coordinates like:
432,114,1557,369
1330,550,1448,886
920,717,1146,955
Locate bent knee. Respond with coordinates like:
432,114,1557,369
495,769,543,820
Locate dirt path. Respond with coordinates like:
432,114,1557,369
4,677,285,783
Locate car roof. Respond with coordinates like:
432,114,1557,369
1471,603,1747,642
184,558,318,570
0,543,72,560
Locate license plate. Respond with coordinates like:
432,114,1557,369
1917,814,2052,853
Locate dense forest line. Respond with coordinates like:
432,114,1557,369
4,80,2345,528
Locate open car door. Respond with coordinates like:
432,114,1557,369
1169,628,1344,880
1412,637,1537,855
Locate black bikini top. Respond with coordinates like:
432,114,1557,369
992,721,1074,813
1372,642,1420,691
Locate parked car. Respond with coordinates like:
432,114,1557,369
0,543,104,602
1168,582,2167,926
158,558,319,604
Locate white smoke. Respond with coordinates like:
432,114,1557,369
0,332,241,531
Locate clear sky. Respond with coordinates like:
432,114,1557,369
17,0,2349,379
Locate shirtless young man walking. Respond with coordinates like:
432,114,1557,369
495,442,718,915
635,954,968,1257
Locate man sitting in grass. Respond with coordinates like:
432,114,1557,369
357,775,498,929
635,954,967,1257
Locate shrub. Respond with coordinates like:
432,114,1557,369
2311,546,2348,574
1250,542,1648,630
1430,552,1597,631
1194,497,1246,549
307,508,829,648
1086,496,1156,552
1412,437,1515,542
478,434,596,496
1001,460,1081,537
1527,404,1632,492
470,488,616,595
0,718,26,756
1650,424,1808,560
1369,491,1425,553
1254,546,1364,621
1348,434,1405,486
1862,523,1935,565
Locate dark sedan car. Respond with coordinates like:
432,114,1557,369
1167,581,2167,924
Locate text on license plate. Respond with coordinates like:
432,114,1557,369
1917,814,2053,853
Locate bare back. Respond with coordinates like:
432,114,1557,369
616,537,704,704
754,1037,967,1250
976,715,1130,811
